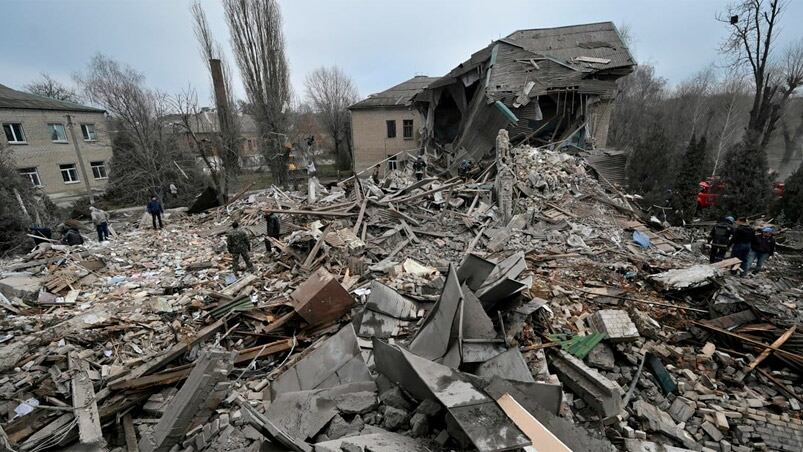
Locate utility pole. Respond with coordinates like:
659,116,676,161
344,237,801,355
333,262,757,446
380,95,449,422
66,114,95,204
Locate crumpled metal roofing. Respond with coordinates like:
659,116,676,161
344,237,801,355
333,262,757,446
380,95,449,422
582,148,629,187
0,83,104,113
349,76,439,110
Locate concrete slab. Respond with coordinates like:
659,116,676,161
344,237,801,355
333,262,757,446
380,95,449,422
409,265,463,360
475,348,535,383
589,310,639,342
314,430,431,452
0,274,45,301
550,350,624,418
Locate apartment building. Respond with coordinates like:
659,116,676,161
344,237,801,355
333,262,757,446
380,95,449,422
0,83,111,204
348,76,437,173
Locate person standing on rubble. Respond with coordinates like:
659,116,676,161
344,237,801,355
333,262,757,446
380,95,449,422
708,216,734,263
371,164,381,184
227,221,254,273
90,206,110,242
742,227,776,275
264,210,281,253
731,218,754,268
412,156,426,181
147,196,164,230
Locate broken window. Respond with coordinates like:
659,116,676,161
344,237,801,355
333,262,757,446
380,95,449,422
18,167,41,187
3,123,26,143
91,161,107,179
386,120,396,138
81,124,97,141
60,163,79,183
403,119,413,139
388,155,398,171
49,123,68,142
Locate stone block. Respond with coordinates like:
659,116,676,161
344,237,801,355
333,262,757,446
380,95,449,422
589,309,639,342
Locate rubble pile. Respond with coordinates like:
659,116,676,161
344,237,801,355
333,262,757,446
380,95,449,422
1,138,802,452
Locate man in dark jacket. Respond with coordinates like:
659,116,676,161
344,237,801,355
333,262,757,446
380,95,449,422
264,210,281,252
61,227,84,246
708,216,734,263
147,196,164,230
743,227,776,275
412,156,426,181
227,222,253,272
730,218,754,265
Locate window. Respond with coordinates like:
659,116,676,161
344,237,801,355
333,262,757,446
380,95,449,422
18,167,41,187
2,123,26,143
90,161,107,179
387,155,398,171
49,123,68,142
386,120,396,138
59,164,79,183
403,119,414,139
80,124,96,141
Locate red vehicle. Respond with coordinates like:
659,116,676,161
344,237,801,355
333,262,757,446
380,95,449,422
697,177,785,208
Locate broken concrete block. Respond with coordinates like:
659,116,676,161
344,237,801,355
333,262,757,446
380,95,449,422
550,350,624,418
139,348,236,452
668,397,696,423
314,431,430,452
624,439,697,452
382,406,409,431
409,412,428,437
632,400,697,449
378,387,413,412
700,421,723,441
589,310,639,342
325,414,364,439
335,391,378,415
414,399,441,417
586,343,615,371
0,274,45,301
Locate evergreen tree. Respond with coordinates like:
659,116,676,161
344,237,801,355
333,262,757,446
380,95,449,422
716,144,772,216
625,120,672,201
670,135,709,223
778,161,803,224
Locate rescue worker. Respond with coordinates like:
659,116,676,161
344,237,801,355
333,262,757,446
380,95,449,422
730,218,754,265
61,226,84,246
708,216,735,263
147,196,164,230
458,160,473,179
264,210,281,253
743,227,776,275
412,156,426,181
371,164,381,184
227,221,254,273
90,206,110,242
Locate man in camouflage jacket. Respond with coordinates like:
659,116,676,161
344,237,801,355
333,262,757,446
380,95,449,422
226,222,254,272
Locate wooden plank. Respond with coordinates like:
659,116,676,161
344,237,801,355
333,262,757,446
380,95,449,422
108,319,225,385
745,325,797,373
495,393,571,452
693,321,803,364
302,224,331,270
235,339,294,364
69,352,104,446
272,209,356,218
122,414,139,452
352,199,368,235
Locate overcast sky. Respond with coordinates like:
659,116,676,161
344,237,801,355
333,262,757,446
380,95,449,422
2,0,802,107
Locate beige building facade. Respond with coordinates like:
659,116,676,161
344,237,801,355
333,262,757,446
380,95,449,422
1,83,111,203
349,76,437,173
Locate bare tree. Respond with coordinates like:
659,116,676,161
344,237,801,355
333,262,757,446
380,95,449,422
24,73,82,103
304,66,359,171
223,0,291,186
191,1,242,199
720,0,802,149
76,54,198,204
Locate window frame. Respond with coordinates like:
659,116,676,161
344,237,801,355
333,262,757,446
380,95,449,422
386,120,397,139
18,167,42,187
387,155,398,171
90,160,107,180
3,123,26,144
402,119,414,140
81,123,97,141
48,123,69,143
59,163,80,184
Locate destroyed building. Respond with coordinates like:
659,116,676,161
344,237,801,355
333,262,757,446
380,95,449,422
413,22,635,166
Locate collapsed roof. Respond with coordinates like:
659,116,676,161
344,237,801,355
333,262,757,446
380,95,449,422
350,76,439,110
413,21,635,165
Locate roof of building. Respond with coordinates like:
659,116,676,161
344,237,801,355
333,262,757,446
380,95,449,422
503,21,634,71
349,76,439,110
0,83,105,113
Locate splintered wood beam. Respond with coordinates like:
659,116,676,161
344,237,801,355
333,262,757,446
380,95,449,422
302,224,331,270
353,199,368,235
69,352,103,446
745,325,797,373
272,209,356,217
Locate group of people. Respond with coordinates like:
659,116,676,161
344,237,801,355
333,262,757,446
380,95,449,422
709,216,776,276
